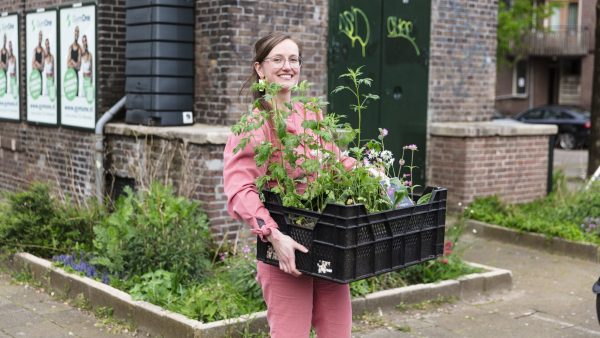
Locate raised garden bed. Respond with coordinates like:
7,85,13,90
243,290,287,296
7,252,512,338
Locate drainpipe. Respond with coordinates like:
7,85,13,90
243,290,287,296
94,96,127,203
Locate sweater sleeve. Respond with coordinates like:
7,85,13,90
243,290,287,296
223,125,279,241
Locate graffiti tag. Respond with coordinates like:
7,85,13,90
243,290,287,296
387,16,420,56
338,7,370,58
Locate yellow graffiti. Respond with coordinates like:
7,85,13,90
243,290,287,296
338,7,370,58
387,16,420,56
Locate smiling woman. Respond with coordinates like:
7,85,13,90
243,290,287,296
224,32,354,338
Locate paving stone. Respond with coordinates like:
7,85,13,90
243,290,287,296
4,320,74,338
0,309,42,329
20,298,72,316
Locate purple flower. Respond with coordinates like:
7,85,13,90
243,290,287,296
403,144,418,151
398,159,405,166
242,245,251,255
379,128,388,137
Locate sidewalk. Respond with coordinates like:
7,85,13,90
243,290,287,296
353,232,600,337
0,272,136,338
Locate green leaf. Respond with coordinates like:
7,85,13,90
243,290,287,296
417,193,432,205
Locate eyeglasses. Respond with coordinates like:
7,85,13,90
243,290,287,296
262,55,302,69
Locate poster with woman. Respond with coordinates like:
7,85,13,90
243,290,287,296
0,13,20,121
26,9,58,125
60,4,96,129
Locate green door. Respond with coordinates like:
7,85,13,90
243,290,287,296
328,0,431,186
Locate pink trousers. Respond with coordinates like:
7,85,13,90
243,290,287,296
256,262,352,338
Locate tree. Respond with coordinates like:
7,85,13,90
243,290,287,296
588,3,600,177
497,0,557,65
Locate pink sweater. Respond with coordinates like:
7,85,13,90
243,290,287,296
223,102,355,240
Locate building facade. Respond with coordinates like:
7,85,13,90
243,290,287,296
0,0,555,238
496,0,596,115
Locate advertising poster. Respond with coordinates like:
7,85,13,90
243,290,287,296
60,4,96,129
26,9,58,125
0,14,20,121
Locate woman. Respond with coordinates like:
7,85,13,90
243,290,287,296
31,31,44,97
66,26,81,96
223,32,354,338
42,39,54,97
80,34,93,98
6,41,16,96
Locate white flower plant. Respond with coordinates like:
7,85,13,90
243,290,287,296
231,66,431,214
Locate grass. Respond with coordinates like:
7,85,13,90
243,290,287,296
466,174,600,245
395,296,457,312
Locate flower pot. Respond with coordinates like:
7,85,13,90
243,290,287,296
257,186,447,283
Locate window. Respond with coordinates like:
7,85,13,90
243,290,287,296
559,111,574,119
563,59,581,75
567,3,578,29
550,6,561,31
514,60,528,96
522,109,544,120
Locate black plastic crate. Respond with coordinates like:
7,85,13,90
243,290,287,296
126,76,194,94
126,24,194,42
126,6,194,25
256,186,447,283
125,59,193,77
126,93,193,110
126,41,194,59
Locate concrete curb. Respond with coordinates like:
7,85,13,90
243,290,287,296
8,253,512,338
466,220,600,263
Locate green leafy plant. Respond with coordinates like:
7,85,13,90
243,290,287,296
129,270,181,306
0,183,99,257
91,182,212,281
231,66,428,213
466,179,600,245
497,0,559,65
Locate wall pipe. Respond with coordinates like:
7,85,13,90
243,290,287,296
94,96,127,203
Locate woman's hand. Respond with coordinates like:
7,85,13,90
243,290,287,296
267,228,308,277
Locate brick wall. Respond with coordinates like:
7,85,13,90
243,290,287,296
428,0,497,122
1,0,508,238
429,134,550,211
194,0,328,126
105,132,238,239
0,0,125,201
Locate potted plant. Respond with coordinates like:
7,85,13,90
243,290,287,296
231,67,446,283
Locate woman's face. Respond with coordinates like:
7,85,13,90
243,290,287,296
82,36,88,51
45,40,50,53
255,39,301,91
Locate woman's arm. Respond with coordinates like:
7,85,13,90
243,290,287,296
223,123,308,276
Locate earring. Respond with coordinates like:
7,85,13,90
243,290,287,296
258,78,265,85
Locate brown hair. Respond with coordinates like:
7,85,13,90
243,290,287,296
240,32,302,112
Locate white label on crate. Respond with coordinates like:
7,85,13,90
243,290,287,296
266,245,278,261
317,260,332,274
182,111,194,124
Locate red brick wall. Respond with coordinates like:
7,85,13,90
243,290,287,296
0,0,125,201
429,135,550,211
105,134,239,239
429,0,497,122
194,0,329,126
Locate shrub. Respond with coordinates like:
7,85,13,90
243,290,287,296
0,183,98,257
91,182,212,281
129,249,266,323
467,180,600,244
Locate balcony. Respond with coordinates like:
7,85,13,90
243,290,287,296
524,26,590,57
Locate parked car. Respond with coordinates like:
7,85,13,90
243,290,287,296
513,105,591,149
